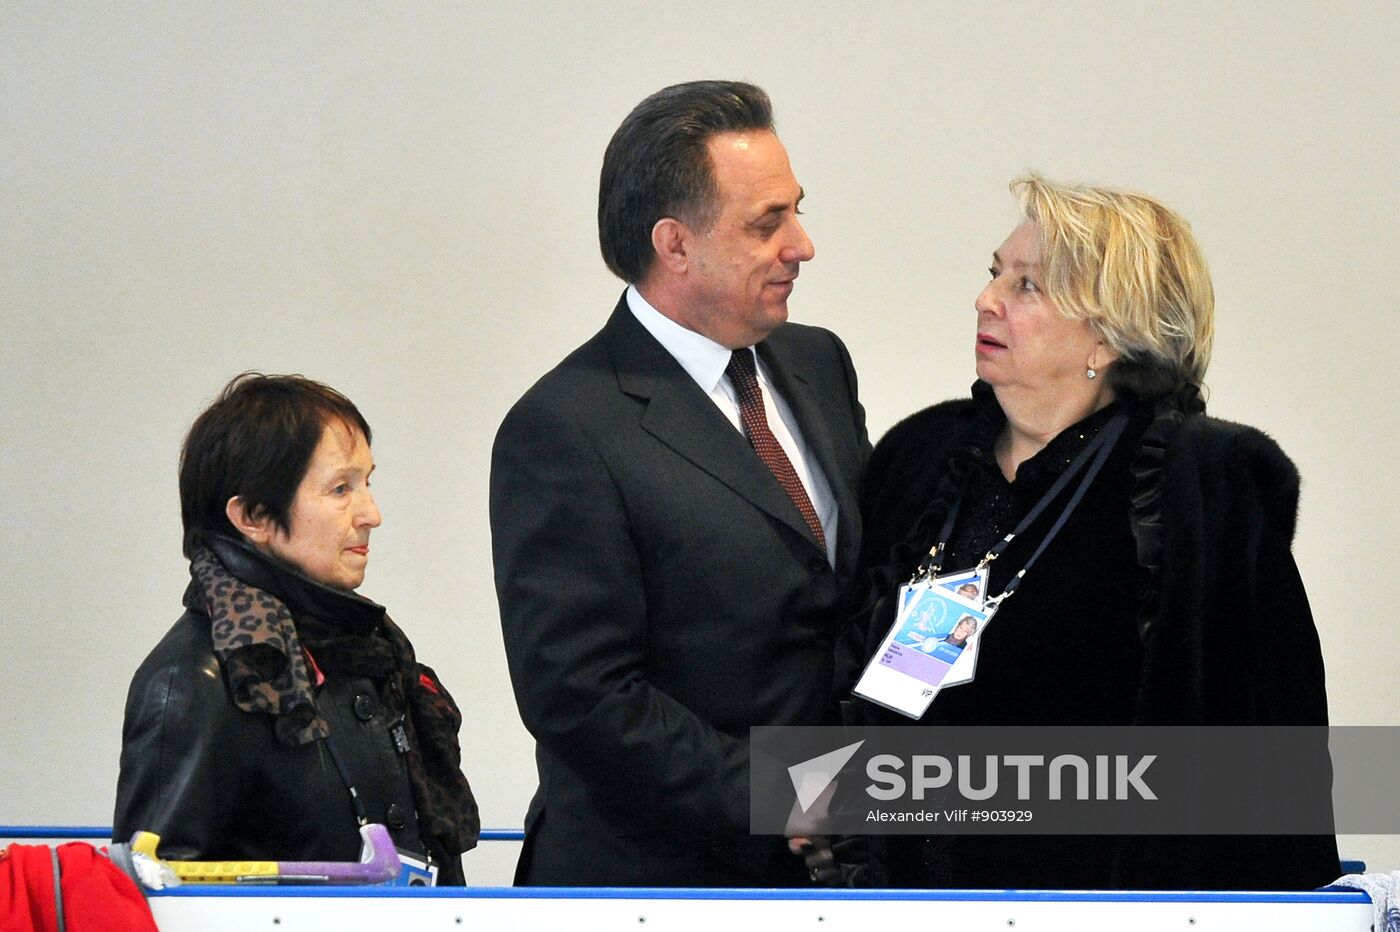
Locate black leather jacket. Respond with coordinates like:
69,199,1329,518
113,540,465,884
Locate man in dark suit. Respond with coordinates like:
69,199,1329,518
489,80,870,887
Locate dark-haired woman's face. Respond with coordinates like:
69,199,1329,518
262,421,380,590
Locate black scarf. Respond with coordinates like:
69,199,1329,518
188,538,481,864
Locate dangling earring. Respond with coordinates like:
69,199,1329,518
1086,366,1097,380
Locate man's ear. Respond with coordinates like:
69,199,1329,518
650,217,691,274
226,496,275,545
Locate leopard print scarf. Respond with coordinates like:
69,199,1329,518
191,543,327,744
189,542,480,862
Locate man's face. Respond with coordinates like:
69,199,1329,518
677,130,815,348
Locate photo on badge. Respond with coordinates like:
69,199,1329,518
934,568,987,605
895,601,982,666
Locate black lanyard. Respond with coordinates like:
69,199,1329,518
323,733,370,827
914,411,1130,609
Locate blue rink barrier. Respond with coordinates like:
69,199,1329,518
142,884,1376,932
2,827,1375,931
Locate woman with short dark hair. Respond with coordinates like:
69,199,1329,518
114,372,478,883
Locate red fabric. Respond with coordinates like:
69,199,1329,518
1,844,57,932
303,644,326,686
1,842,158,932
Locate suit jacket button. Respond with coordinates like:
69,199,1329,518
353,693,378,721
386,802,408,829
809,556,827,571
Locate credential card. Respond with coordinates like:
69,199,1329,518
852,585,988,719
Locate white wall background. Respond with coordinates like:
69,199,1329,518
3,1,1396,885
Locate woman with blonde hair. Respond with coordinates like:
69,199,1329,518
827,175,1336,890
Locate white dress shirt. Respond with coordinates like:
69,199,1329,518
626,285,838,564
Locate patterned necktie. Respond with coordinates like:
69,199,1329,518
725,348,827,551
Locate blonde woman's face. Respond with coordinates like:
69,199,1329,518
974,223,1104,395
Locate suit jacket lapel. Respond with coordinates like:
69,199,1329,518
603,300,820,548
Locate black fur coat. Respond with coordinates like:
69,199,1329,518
840,382,1339,890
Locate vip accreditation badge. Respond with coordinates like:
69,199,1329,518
853,580,990,719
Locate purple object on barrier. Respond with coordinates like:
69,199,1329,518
115,822,402,886
274,824,401,884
